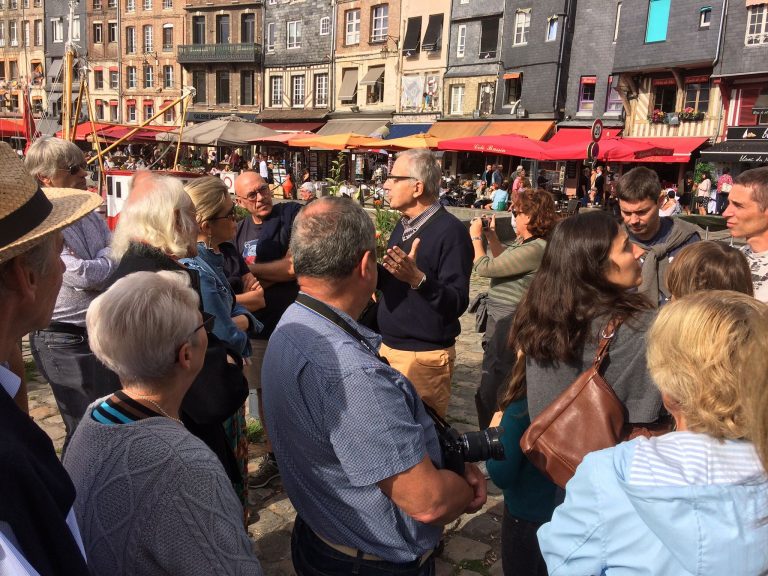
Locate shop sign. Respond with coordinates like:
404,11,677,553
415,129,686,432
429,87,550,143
726,126,768,141
738,154,768,163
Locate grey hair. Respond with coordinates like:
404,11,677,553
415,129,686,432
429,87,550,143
290,197,375,279
111,174,197,259
396,148,441,200
86,270,201,384
0,235,58,296
24,136,85,181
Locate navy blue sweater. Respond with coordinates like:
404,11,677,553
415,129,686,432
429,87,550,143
377,209,473,350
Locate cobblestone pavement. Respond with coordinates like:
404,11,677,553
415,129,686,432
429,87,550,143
25,273,504,575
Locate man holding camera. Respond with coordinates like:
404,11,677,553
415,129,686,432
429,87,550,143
262,198,486,575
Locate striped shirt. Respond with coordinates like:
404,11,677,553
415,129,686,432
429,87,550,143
629,431,763,487
91,390,163,425
400,201,441,242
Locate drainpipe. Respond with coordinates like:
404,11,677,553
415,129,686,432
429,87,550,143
552,0,573,116
712,0,728,142
329,0,337,114
117,0,122,122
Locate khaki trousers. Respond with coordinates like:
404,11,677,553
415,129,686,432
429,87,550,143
379,343,456,418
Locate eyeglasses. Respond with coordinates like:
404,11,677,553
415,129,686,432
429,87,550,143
386,175,416,182
206,205,237,222
175,313,214,359
58,163,87,175
236,185,272,202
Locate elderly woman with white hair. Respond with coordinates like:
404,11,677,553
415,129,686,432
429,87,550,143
64,271,263,576
538,291,768,575
107,172,249,497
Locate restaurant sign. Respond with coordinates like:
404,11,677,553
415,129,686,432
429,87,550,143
737,154,768,163
726,126,768,141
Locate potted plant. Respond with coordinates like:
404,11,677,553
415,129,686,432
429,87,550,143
647,109,668,124
678,107,705,122
373,200,400,259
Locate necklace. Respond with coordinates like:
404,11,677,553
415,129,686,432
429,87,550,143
129,392,184,425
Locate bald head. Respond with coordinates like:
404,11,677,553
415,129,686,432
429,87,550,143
234,171,272,221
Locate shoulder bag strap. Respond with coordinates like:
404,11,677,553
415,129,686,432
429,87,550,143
593,317,623,369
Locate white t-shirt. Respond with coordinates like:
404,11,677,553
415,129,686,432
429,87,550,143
742,245,768,303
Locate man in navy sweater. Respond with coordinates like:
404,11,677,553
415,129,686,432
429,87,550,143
378,149,473,418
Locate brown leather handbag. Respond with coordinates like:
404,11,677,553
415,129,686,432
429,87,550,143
519,319,628,489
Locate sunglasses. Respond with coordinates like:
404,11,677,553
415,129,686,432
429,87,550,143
59,163,88,175
207,205,237,222
236,185,272,202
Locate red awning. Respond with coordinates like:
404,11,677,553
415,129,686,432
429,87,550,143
260,121,325,132
437,134,552,160
503,72,521,80
0,118,23,138
143,99,154,106
547,127,622,147
93,66,104,71
581,76,597,84
55,121,113,141
620,136,709,163
109,100,118,106
108,66,118,72
126,99,136,105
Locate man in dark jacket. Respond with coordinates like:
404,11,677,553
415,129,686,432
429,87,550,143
378,149,473,418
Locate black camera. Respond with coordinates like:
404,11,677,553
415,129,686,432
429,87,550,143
481,216,490,229
424,404,505,475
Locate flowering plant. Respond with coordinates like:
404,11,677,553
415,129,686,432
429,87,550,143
647,109,668,124
678,107,705,122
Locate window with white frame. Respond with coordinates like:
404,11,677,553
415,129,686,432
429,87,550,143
315,73,328,107
162,24,173,50
107,0,116,7
127,0,135,11
144,65,154,88
605,76,623,113
110,102,118,121
22,0,27,8
127,104,136,122
287,20,300,48
320,16,330,35
163,103,174,123
126,26,136,53
9,0,16,8
34,20,42,45
143,0,151,10
684,81,710,113
450,84,464,115
143,25,153,52
108,22,117,43
163,0,171,8
93,23,102,43
163,64,173,88
268,0,276,4
144,102,154,121
346,9,360,44
94,69,104,89
578,76,596,112
72,16,80,41
241,70,254,105
746,4,768,45
270,75,282,106
216,70,229,104
266,22,275,52
371,4,388,42
52,19,63,43
456,24,466,57
9,21,17,46
292,75,305,107
22,21,29,46
504,75,522,105
699,7,711,28
95,101,104,120
127,66,137,88
0,23,6,47
513,10,530,45
109,69,118,88
546,16,558,41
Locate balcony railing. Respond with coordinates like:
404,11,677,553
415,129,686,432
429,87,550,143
177,43,262,63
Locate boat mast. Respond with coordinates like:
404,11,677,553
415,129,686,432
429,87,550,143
62,0,77,141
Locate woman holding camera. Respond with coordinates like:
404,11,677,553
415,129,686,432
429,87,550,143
470,189,557,428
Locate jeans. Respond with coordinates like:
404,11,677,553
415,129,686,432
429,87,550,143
501,507,548,576
30,330,121,453
291,516,435,576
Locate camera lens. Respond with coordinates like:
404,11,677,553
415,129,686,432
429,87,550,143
459,427,505,462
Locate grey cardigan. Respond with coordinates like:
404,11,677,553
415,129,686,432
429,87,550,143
526,310,663,424
64,406,263,576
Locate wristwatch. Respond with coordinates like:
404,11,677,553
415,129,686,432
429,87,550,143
471,236,483,241
410,273,427,290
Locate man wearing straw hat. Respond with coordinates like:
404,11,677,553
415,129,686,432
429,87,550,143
25,136,119,453
0,141,102,574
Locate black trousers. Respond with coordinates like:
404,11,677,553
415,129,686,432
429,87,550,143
30,329,120,453
501,507,548,576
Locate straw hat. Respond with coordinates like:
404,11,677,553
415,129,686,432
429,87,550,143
0,142,103,264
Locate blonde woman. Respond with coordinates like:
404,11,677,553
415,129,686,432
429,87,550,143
182,176,263,512
539,291,768,575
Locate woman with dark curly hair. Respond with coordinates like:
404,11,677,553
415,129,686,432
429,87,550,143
469,188,557,428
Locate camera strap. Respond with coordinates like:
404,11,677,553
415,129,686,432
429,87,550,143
295,293,389,366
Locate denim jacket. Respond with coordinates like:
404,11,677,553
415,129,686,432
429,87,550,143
182,244,261,356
